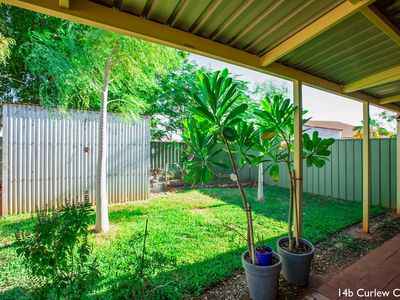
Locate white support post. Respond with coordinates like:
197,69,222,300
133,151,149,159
257,162,265,202
397,114,400,214
293,80,303,238
363,101,370,233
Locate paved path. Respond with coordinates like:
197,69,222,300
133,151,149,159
307,234,400,300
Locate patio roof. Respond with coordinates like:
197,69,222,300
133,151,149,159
2,0,400,112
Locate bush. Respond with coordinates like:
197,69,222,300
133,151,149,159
15,195,98,299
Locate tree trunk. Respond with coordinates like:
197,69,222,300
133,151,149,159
95,50,114,233
292,170,300,247
257,162,265,202
287,165,295,251
257,133,265,202
222,135,257,264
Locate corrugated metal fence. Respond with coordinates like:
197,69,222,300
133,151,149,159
150,141,183,170
1,104,150,215
150,139,398,209
264,139,397,209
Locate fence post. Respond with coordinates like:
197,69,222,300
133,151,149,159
363,101,370,233
293,80,303,238
1,105,8,216
397,114,400,214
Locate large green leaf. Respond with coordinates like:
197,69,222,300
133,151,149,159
224,103,248,124
222,127,237,141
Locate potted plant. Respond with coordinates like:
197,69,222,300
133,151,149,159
254,95,335,285
181,69,281,300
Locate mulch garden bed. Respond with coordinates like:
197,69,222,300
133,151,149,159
193,212,400,300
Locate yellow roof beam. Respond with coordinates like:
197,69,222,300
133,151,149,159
379,95,400,105
1,0,398,113
343,65,400,93
59,0,69,9
260,0,375,67
362,5,400,46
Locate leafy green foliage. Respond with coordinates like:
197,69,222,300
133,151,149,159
0,4,181,119
182,69,257,185
0,4,65,103
255,93,335,250
352,118,395,138
0,31,13,65
15,196,98,299
192,69,246,137
303,131,335,168
150,57,199,139
235,121,259,166
254,94,334,181
252,80,289,100
182,69,260,262
24,24,180,117
181,119,224,185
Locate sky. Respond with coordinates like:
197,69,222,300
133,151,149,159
189,53,392,128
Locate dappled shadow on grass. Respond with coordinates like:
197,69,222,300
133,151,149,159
103,185,387,298
0,217,34,243
0,286,28,300
197,185,386,244
0,186,387,299
108,207,144,223
94,232,287,299
197,185,290,225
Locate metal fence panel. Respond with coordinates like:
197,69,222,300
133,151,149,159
262,139,397,209
150,138,397,209
1,104,150,215
150,141,183,170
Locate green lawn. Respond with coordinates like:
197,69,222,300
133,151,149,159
0,186,384,299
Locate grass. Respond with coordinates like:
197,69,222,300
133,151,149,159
0,186,385,299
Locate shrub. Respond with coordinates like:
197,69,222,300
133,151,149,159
15,195,98,299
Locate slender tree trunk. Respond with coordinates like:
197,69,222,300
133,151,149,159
286,164,295,251
257,162,265,202
257,133,264,202
288,178,294,251
222,135,257,264
292,170,300,247
95,49,114,233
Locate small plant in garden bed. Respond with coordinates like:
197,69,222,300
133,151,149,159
15,194,99,299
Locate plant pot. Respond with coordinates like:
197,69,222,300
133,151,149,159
255,245,273,266
242,251,282,300
150,182,166,193
277,237,315,286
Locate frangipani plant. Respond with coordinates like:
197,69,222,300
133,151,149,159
181,69,260,264
254,95,335,251
352,118,394,138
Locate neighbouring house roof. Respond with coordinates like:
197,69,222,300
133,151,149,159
305,120,356,139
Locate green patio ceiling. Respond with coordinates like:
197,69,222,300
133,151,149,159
363,80,400,98
91,0,400,108
280,10,400,105
94,0,345,56
279,13,400,83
